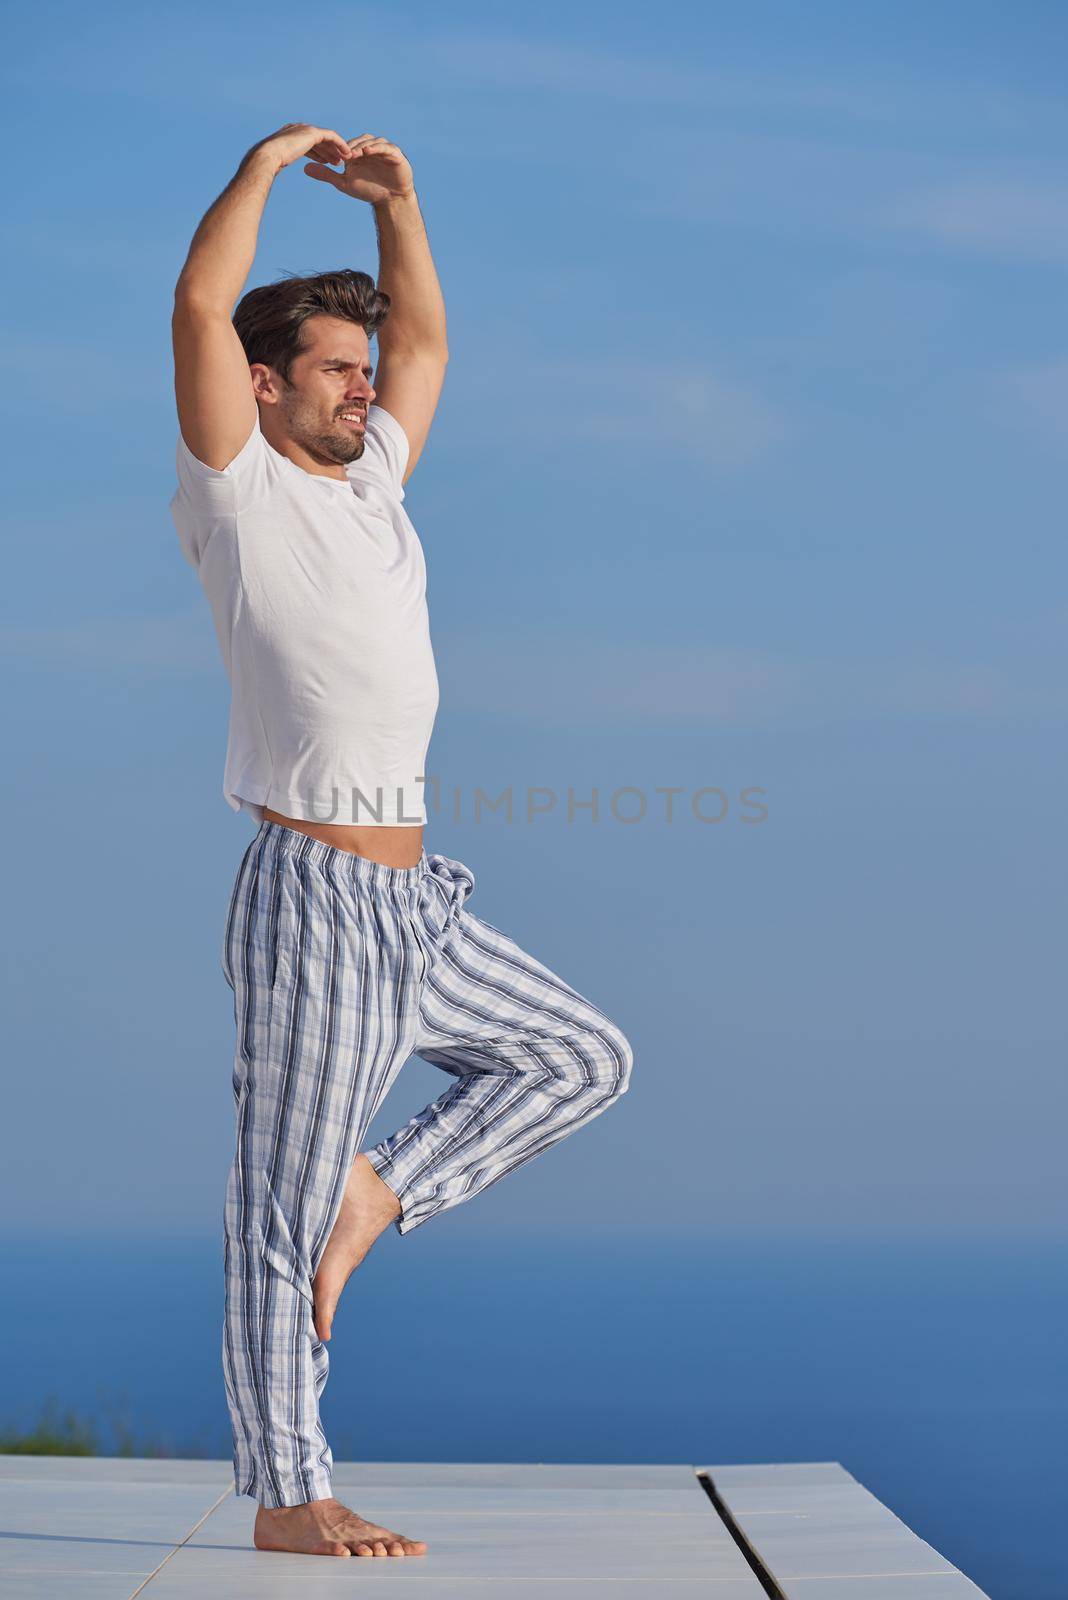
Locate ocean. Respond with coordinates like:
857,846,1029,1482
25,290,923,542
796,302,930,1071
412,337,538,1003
1,1231,1062,1598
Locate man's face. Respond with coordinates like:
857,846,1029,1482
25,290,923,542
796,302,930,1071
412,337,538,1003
273,314,376,466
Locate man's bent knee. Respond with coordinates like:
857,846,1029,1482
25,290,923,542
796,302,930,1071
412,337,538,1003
588,1020,633,1104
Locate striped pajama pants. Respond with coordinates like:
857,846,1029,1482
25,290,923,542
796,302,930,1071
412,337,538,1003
220,820,633,1509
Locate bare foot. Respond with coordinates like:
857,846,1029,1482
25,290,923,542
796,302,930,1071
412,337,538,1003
312,1153,402,1342
254,1496,427,1557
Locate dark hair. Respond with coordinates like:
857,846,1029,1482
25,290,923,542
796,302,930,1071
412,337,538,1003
232,269,391,384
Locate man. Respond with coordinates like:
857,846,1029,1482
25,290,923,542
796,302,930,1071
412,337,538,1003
170,122,633,1560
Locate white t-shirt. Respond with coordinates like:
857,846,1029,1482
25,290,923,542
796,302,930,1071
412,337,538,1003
170,404,439,827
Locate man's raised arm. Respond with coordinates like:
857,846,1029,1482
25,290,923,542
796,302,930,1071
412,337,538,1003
172,123,351,471
304,135,448,481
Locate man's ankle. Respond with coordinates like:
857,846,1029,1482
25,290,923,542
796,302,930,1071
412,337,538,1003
259,1495,336,1514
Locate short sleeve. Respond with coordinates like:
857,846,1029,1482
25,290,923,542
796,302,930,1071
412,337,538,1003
170,419,277,568
345,404,410,500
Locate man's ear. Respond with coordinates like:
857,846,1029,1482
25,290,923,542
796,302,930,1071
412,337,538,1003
250,362,281,406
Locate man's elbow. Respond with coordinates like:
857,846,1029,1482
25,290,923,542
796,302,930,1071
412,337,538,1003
172,282,231,322
380,338,449,367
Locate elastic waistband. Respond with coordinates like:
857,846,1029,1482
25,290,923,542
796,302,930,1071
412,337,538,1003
257,819,429,889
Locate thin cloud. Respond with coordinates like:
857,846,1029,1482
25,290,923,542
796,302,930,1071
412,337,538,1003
435,633,1068,726
987,357,1068,443
0,609,215,673
450,352,788,470
566,364,789,470
422,34,1067,137
874,178,1068,262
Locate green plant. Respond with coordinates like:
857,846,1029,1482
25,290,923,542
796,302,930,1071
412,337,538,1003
0,1397,99,1456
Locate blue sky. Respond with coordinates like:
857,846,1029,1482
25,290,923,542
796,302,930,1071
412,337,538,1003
1,0,1065,1243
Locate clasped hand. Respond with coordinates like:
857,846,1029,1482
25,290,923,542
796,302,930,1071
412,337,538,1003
249,123,415,205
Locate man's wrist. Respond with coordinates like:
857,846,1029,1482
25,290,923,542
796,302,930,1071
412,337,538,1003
239,145,283,184
373,188,419,215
